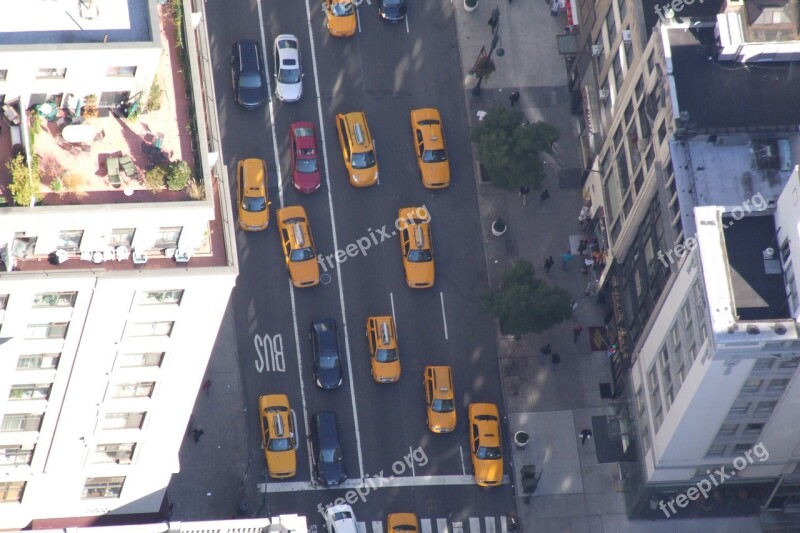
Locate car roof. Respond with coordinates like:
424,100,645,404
240,158,265,190
236,39,261,70
276,35,300,62
314,411,340,447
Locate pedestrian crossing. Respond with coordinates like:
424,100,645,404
353,516,512,533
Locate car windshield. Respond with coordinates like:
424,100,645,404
432,398,455,412
477,446,502,460
240,73,262,89
290,247,315,262
319,353,340,370
351,150,376,169
321,447,343,463
408,249,432,262
268,437,292,452
423,149,447,163
391,527,417,532
332,1,354,15
375,348,398,363
242,196,267,212
279,68,301,84
297,158,319,173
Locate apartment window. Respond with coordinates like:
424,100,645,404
111,382,155,399
618,0,627,22
755,401,777,416
779,357,800,370
657,121,667,145
613,127,623,149
644,145,654,172
595,33,606,71
25,322,68,339
154,227,181,248
716,423,739,437
743,423,764,437
635,386,645,416
32,291,77,308
16,353,60,370
754,358,774,371
767,379,789,394
624,40,634,69
733,443,755,454
647,52,655,76
82,477,125,499
8,383,52,401
119,352,164,368
705,444,726,457
741,379,763,394
92,443,135,464
613,53,624,88
36,68,66,79
0,481,26,503
1,413,43,432
617,150,629,195
107,66,137,77
653,406,663,431
634,76,644,103
647,365,658,390
57,230,83,251
0,445,34,466
102,412,145,430
110,228,135,247
0,294,8,310
0,70,8,81
127,321,174,337
729,401,751,416
606,8,617,44
624,101,634,126
641,423,651,454
139,289,183,305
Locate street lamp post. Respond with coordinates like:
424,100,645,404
472,33,502,97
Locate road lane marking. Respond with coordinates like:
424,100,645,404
303,0,365,479
265,474,510,492
436,519,448,532
469,518,480,532
357,8,362,32
459,445,466,475
485,517,497,533
421,519,432,533
439,291,449,340
405,13,410,33
409,446,415,476
500,517,508,533
390,292,397,336
257,0,314,481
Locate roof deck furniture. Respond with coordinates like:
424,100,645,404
61,124,96,144
106,157,121,188
2,104,20,125
132,248,148,264
175,249,192,263
119,155,138,179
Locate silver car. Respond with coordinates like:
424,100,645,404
274,34,303,102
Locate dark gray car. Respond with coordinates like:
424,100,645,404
311,411,347,486
310,318,343,389
231,40,267,109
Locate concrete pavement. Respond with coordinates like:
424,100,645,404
451,0,763,531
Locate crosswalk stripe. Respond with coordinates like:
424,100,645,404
500,516,508,533
357,521,368,533
421,518,433,533
469,517,481,532
372,520,382,532
350,516,509,533
485,516,496,533
437,517,451,532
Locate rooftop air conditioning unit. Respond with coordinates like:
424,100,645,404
591,44,604,57
598,89,610,100
622,30,632,43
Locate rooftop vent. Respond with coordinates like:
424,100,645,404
773,324,788,335
746,325,761,335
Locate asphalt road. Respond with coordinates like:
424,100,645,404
205,0,514,527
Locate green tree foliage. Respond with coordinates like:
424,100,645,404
482,260,571,337
470,107,560,191
7,153,43,206
166,161,192,191
144,165,167,191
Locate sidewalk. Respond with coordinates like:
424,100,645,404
451,1,763,532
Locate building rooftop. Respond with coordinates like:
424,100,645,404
668,26,800,132
641,0,723,36
722,213,789,320
742,0,800,43
0,0,152,45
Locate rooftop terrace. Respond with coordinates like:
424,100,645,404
0,0,152,45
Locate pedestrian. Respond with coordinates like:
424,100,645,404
573,324,583,342
577,239,588,255
488,12,498,30
518,185,530,205
570,300,578,311
561,251,573,270
192,426,204,443
540,189,550,205
201,379,212,396
544,256,555,274
579,428,593,445
509,90,520,107
539,344,552,365
550,352,561,369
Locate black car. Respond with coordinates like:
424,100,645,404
310,318,343,389
231,40,268,109
310,411,347,486
378,0,406,21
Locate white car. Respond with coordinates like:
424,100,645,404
325,504,358,533
274,34,303,102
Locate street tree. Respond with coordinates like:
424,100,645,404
482,259,571,337
471,107,560,191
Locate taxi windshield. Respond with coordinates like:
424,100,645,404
375,349,398,363
290,247,315,262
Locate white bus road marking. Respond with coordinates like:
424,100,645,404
439,292,449,340
303,0,365,479
264,475,510,492
459,445,466,475
257,0,314,482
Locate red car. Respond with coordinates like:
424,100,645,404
290,122,321,193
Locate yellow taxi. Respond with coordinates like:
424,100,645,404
410,108,450,189
276,205,320,287
468,402,503,487
323,0,357,37
336,111,379,187
365,316,401,383
258,394,297,479
236,158,270,231
387,513,419,533
424,366,456,433
398,206,434,288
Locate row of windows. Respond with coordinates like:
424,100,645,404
54,227,182,252
1,442,137,467
0,66,137,81
1,411,147,433
14,351,164,371
6,381,157,402
0,476,126,503
1,289,183,312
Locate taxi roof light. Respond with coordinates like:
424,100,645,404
273,414,285,437
354,123,365,145
380,322,391,345
291,223,305,247
414,226,424,248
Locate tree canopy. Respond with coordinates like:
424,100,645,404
482,260,572,337
470,107,560,191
